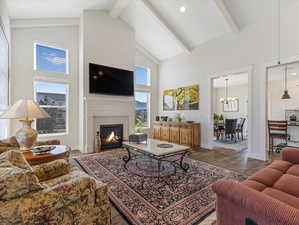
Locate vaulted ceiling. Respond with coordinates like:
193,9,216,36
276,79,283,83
6,0,284,61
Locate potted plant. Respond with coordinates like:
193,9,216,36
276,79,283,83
219,114,224,122
175,113,184,122
213,113,220,125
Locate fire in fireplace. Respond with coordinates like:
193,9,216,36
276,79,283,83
100,124,123,150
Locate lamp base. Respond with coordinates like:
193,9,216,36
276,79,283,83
16,120,38,151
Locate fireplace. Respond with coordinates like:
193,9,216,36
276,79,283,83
100,124,123,150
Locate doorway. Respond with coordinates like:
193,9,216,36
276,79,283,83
211,72,249,151
266,61,299,154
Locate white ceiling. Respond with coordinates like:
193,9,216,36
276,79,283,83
121,0,186,60
147,0,231,49
6,0,116,18
6,0,290,61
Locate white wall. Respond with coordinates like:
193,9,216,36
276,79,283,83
11,24,80,149
268,77,299,120
80,10,136,153
158,1,299,160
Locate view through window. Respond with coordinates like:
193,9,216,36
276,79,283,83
0,23,9,139
134,66,151,128
135,92,150,128
134,66,150,86
35,81,68,135
34,44,68,74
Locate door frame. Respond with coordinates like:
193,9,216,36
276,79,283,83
263,55,299,159
208,65,254,154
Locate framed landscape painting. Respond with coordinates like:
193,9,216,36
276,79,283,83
163,89,175,111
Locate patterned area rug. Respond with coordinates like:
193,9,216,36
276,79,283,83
75,150,244,225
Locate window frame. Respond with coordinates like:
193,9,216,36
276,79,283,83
134,91,151,129
33,80,69,137
134,65,151,129
33,43,69,75
134,65,151,87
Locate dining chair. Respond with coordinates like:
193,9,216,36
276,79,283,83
224,119,238,142
268,120,288,152
236,118,246,141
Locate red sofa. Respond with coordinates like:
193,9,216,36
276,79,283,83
212,148,299,225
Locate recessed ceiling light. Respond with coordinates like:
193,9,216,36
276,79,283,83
180,6,186,13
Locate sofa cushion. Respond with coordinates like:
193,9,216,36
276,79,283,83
0,150,42,201
33,159,70,182
248,168,283,187
287,164,299,177
0,150,32,170
0,167,43,201
242,180,267,192
0,136,18,147
263,188,299,210
268,160,293,173
273,174,299,197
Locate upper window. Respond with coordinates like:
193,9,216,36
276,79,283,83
34,44,69,75
134,66,150,86
34,81,68,135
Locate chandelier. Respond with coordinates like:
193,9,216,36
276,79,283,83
219,78,237,104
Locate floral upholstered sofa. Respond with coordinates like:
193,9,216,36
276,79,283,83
0,150,111,225
0,136,61,153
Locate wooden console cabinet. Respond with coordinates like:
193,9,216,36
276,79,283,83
153,121,201,148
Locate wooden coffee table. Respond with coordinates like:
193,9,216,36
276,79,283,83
22,145,71,166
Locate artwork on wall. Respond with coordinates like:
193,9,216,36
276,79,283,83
163,85,200,111
163,89,175,111
185,85,200,110
223,99,239,112
176,87,186,110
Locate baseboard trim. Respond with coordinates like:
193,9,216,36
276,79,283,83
248,152,266,161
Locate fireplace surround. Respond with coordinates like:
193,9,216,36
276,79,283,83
100,124,123,150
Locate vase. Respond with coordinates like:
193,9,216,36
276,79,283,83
16,120,38,150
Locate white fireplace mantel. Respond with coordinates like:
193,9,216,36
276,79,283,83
83,96,135,153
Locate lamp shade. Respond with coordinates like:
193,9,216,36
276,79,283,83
0,99,50,120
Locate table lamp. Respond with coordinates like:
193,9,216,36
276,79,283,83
0,99,50,150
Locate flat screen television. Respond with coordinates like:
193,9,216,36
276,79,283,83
89,63,134,96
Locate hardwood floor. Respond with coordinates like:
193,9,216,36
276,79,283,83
71,147,280,225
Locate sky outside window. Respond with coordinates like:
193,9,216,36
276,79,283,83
134,66,149,86
35,44,68,74
36,81,67,94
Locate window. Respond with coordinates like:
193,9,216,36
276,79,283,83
135,92,150,128
34,81,68,135
34,43,68,75
134,66,150,86
0,23,9,139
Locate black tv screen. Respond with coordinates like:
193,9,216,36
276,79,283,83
89,63,134,96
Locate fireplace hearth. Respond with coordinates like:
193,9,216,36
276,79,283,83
100,124,123,150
